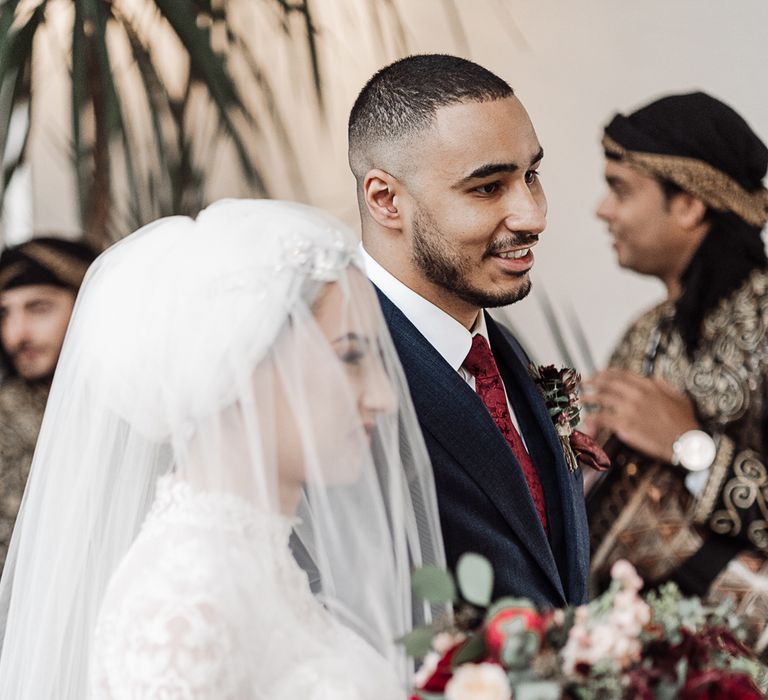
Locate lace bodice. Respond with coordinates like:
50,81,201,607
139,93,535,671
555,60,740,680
89,476,404,699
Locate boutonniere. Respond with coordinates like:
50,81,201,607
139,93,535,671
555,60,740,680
530,364,611,473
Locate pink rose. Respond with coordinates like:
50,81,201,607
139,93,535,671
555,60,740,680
610,559,644,592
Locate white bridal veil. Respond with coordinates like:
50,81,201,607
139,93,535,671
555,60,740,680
0,199,444,698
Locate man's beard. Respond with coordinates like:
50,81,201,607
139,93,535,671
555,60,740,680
410,206,533,309
5,342,56,384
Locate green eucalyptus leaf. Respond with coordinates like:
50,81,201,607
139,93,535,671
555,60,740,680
396,625,434,658
451,632,486,666
655,680,683,700
411,566,457,604
500,628,540,670
456,553,494,607
514,681,562,700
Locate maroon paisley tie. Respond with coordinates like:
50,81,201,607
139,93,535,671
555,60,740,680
464,334,548,534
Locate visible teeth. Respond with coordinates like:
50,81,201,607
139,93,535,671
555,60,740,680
497,248,530,260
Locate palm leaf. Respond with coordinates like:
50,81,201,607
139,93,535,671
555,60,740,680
152,0,264,191
119,16,175,215
294,0,322,107
229,31,308,201
0,2,43,203
70,0,89,225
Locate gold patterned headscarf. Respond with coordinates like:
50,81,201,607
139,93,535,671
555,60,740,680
0,237,98,293
603,92,768,228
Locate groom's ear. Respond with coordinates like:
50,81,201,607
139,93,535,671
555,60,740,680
362,169,404,231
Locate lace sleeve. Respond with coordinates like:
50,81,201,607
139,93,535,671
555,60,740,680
89,537,255,698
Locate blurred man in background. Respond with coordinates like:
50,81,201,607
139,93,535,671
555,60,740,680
0,237,96,569
585,92,768,653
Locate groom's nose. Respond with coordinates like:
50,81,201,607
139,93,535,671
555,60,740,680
503,182,546,235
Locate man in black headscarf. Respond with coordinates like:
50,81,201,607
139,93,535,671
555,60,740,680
0,237,97,569
585,91,768,653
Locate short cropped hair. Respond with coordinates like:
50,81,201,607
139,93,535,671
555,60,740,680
348,54,514,180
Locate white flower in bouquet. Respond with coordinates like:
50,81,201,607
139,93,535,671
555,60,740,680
444,662,512,700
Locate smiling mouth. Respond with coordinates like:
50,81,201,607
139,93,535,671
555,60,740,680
495,248,532,260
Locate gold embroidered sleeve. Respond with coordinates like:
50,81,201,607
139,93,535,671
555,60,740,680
692,439,768,553
686,270,768,553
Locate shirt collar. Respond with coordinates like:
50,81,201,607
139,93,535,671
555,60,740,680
360,245,487,371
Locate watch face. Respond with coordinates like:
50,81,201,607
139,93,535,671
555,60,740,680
678,430,716,472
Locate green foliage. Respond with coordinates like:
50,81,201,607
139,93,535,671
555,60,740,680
397,625,435,658
645,582,706,643
456,552,494,607
451,631,486,666
411,565,457,605
513,680,562,700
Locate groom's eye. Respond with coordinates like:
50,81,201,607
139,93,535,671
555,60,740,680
524,169,540,185
472,182,500,196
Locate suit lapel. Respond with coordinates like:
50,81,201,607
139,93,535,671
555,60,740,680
377,291,564,598
487,315,589,602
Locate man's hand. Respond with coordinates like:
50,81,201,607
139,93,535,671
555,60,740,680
582,369,700,463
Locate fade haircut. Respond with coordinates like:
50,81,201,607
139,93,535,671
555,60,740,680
348,54,514,183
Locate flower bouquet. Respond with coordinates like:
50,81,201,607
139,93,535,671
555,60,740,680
402,554,766,699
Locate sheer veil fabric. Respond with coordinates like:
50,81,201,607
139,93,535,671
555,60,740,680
0,199,445,698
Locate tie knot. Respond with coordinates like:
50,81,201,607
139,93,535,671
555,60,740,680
463,334,498,378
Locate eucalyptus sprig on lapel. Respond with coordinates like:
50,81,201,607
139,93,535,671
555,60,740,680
529,364,611,474
529,364,582,472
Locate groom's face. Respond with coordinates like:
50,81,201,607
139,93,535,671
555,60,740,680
400,97,546,313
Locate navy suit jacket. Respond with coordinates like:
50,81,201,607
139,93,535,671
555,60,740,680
377,289,590,606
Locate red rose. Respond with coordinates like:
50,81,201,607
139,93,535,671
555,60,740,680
680,670,763,700
485,607,545,660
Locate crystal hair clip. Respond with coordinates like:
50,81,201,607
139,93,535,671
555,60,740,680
281,231,355,281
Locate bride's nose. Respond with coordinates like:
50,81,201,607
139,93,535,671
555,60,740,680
361,359,398,417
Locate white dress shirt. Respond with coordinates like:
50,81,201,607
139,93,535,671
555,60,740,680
361,246,525,437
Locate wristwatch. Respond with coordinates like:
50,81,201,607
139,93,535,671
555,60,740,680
671,429,716,472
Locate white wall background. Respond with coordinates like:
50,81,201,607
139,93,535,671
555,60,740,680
15,0,768,370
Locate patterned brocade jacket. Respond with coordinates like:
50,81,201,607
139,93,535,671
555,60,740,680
0,378,47,572
588,268,768,652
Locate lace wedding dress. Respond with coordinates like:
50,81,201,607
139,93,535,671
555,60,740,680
89,476,405,699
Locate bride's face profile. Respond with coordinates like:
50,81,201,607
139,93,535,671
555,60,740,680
275,268,398,513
